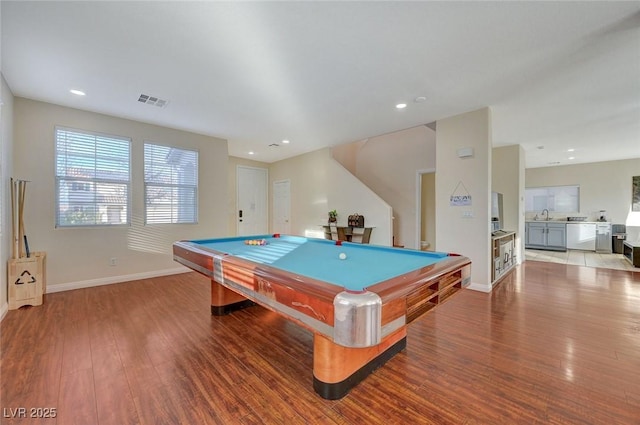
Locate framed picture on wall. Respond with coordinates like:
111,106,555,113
633,176,640,212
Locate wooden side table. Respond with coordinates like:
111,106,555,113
8,252,47,309
623,241,640,267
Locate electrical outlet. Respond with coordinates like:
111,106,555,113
462,211,474,218
110,257,117,266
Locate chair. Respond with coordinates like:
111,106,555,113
361,228,372,244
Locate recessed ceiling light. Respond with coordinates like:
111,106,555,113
282,140,290,144
568,156,575,160
70,89,86,96
567,148,575,152
414,96,427,103
248,151,254,155
396,103,407,109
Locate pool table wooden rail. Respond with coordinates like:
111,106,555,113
173,239,471,399
174,241,470,335
174,242,342,328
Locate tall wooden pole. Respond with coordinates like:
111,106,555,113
18,180,24,258
10,177,16,259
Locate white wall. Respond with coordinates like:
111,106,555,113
355,126,436,248
13,98,228,290
526,158,640,242
333,125,436,248
269,148,392,246
493,145,525,264
330,139,365,176
1,74,14,318
436,108,492,292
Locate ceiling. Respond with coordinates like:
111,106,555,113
2,2,639,167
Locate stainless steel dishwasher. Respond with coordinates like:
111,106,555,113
596,222,612,253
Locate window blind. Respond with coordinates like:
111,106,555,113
525,185,579,213
144,143,198,224
55,127,131,227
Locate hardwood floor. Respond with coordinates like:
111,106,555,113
1,262,639,424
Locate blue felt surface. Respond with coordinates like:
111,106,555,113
192,235,447,291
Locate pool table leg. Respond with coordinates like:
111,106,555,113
210,280,255,315
312,327,407,399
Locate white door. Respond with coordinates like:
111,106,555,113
273,179,291,234
237,166,268,236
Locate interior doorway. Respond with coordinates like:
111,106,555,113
415,169,436,251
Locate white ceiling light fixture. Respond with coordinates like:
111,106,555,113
70,89,86,96
567,148,575,152
414,96,427,103
568,156,575,160
248,151,254,155
282,140,290,144
396,103,407,109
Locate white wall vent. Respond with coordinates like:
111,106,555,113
138,94,169,108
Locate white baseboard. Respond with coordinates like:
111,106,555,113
46,266,192,293
0,302,8,321
466,282,492,293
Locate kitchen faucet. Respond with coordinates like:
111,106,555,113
542,209,549,221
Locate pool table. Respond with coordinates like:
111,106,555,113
173,234,471,399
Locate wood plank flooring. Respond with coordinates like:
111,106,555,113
1,262,639,424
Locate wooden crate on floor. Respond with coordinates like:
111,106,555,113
8,252,46,310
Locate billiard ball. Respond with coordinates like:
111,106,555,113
339,253,347,260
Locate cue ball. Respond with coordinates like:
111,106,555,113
339,253,347,260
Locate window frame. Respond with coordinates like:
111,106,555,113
54,126,132,228
525,185,580,213
143,142,199,225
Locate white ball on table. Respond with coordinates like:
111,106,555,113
339,252,347,260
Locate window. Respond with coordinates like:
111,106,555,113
525,185,580,213
55,127,131,227
144,143,198,224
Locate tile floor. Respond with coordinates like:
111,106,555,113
525,248,638,272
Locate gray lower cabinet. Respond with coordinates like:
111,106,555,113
546,223,567,249
526,223,546,246
525,222,566,251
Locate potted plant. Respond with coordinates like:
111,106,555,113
328,210,337,223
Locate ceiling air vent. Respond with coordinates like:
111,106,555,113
138,93,169,108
